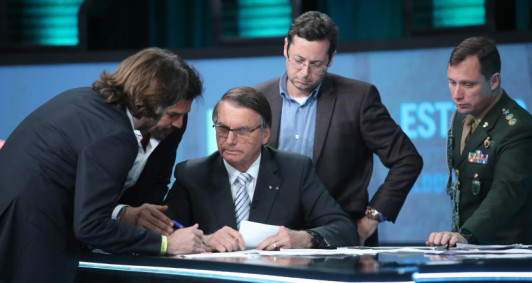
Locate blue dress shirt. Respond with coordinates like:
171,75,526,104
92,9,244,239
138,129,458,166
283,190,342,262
277,72,321,159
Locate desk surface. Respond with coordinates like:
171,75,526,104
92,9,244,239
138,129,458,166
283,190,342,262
75,248,532,283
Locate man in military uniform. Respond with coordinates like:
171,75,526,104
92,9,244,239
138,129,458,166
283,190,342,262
426,37,532,246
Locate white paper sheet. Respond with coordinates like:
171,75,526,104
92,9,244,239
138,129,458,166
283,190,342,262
177,246,532,259
239,220,280,249
177,249,262,259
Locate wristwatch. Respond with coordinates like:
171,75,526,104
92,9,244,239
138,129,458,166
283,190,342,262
459,228,478,244
307,230,329,248
117,205,129,221
365,207,382,222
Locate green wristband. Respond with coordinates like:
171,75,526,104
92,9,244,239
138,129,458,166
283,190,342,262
161,235,168,255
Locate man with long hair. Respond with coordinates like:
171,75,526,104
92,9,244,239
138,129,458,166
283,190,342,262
0,48,205,283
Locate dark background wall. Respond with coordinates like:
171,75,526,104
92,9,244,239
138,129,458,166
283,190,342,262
0,0,530,64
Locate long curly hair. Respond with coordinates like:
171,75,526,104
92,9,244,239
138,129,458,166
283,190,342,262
93,47,189,119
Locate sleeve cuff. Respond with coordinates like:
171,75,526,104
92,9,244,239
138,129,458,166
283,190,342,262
459,228,478,244
365,206,387,222
111,204,128,220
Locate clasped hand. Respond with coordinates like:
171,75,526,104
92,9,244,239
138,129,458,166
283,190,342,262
426,231,467,247
205,225,312,252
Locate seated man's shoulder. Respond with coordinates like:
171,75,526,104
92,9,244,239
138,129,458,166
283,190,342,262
176,152,220,174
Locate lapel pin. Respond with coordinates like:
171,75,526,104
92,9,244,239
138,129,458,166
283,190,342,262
482,122,488,128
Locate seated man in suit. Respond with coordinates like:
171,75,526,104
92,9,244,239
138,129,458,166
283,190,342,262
165,86,357,252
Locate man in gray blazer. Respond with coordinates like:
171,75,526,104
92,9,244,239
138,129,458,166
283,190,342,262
165,86,357,252
254,11,423,246
0,48,205,283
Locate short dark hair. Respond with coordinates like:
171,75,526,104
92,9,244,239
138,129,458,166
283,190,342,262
93,47,188,119
212,87,272,129
287,11,338,62
449,37,501,81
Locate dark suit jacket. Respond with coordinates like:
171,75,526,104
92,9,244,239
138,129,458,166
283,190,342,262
255,74,423,227
165,146,357,248
0,87,162,283
451,91,532,244
119,115,188,206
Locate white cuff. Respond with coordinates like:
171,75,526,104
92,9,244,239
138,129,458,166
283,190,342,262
112,204,128,220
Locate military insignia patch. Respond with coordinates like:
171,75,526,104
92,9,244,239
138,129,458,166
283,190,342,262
468,150,488,164
502,108,517,126
472,176,481,195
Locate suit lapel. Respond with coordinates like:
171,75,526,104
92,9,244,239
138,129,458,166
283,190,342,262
313,76,336,163
210,156,239,230
249,147,281,224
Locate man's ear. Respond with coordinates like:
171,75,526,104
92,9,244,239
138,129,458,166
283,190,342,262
283,37,288,58
490,72,500,91
328,50,337,67
262,128,271,145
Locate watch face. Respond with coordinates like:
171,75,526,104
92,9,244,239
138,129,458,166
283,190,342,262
308,230,324,248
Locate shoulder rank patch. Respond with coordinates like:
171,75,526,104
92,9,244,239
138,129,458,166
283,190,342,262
502,108,517,126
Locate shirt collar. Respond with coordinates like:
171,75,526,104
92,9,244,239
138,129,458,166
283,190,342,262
125,108,136,130
126,108,161,148
278,71,321,102
223,153,261,184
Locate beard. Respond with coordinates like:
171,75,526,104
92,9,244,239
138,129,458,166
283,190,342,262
148,126,175,140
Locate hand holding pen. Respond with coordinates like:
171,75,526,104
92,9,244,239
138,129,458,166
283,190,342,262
166,223,207,255
202,226,245,252
172,219,211,249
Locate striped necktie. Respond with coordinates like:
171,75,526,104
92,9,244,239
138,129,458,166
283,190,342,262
235,172,252,229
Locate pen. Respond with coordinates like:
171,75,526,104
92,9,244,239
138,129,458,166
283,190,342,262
172,220,184,229
172,219,210,248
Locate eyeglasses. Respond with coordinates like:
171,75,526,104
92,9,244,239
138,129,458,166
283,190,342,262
213,124,261,142
286,55,328,74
